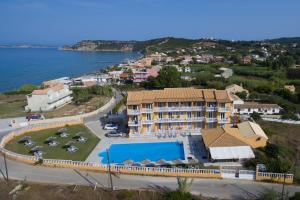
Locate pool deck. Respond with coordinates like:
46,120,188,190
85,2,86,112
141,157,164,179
85,135,208,164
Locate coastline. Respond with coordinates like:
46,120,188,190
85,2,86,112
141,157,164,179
0,48,142,93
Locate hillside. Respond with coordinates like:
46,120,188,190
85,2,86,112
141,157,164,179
62,37,300,54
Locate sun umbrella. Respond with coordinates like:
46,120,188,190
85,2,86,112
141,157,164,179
140,159,151,165
123,159,134,165
156,159,167,165
172,159,184,165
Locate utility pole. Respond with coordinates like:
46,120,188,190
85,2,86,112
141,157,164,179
281,148,298,200
3,154,8,182
106,148,114,191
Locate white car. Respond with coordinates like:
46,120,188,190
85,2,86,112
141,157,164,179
104,123,118,130
105,131,123,137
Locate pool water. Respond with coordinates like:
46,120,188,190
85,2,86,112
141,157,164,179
98,142,185,164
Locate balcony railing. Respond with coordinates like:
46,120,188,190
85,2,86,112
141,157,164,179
141,108,153,113
155,117,204,123
205,107,217,112
141,120,154,125
205,118,218,123
217,118,230,123
218,107,231,112
127,109,140,115
128,121,141,126
156,128,201,135
155,106,203,112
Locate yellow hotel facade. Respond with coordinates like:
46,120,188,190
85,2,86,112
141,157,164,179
126,88,233,137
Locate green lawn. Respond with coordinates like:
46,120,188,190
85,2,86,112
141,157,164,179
0,100,27,119
5,124,100,161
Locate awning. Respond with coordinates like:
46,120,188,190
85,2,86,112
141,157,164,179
209,146,255,160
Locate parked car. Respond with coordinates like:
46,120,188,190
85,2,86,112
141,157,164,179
26,114,43,121
105,131,123,137
103,123,118,130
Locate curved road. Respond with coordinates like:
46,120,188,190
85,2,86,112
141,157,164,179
0,158,300,199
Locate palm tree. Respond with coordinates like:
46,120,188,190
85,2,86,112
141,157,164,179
177,177,194,194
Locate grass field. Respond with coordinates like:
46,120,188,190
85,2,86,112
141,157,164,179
5,124,100,161
0,94,27,118
259,121,300,183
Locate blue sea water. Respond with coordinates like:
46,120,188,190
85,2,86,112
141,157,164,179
0,48,140,92
99,142,185,164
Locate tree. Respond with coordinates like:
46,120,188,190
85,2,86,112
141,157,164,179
250,112,261,121
142,66,182,89
235,91,248,99
177,177,194,194
155,66,182,88
18,84,38,93
164,177,199,200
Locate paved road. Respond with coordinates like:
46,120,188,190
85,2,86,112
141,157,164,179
0,158,300,199
83,89,123,123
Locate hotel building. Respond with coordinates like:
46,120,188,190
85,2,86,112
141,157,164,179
126,88,233,137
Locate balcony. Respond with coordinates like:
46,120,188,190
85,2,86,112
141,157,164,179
155,117,204,123
128,121,141,126
155,106,203,112
157,128,201,135
127,109,140,115
205,107,217,112
205,118,218,123
141,108,153,113
141,120,154,125
218,107,231,112
218,118,230,123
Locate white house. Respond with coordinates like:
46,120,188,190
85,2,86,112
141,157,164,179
234,102,282,115
73,74,110,85
25,83,72,112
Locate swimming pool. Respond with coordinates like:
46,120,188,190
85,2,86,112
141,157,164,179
98,142,185,164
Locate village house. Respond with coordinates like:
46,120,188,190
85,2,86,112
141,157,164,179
242,56,252,64
201,121,267,162
234,102,282,115
25,83,72,112
201,126,255,162
284,85,296,94
73,74,110,86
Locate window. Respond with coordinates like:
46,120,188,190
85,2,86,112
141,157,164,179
208,123,214,128
158,113,163,119
168,123,173,129
196,112,201,117
146,125,151,132
196,102,203,107
146,114,151,120
187,112,192,118
208,102,216,107
168,112,173,118
158,123,162,130
208,112,213,118
220,103,225,108
196,122,202,128
158,102,163,107
220,113,225,119
145,104,152,109
188,122,192,129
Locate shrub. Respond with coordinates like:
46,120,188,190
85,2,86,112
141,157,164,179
116,189,135,200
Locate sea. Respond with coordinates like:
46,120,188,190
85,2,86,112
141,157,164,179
0,48,141,92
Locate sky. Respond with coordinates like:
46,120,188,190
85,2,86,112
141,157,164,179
0,0,299,45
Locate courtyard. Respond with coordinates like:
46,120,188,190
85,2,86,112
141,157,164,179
5,124,100,161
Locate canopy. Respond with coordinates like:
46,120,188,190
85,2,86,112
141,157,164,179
209,146,255,160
